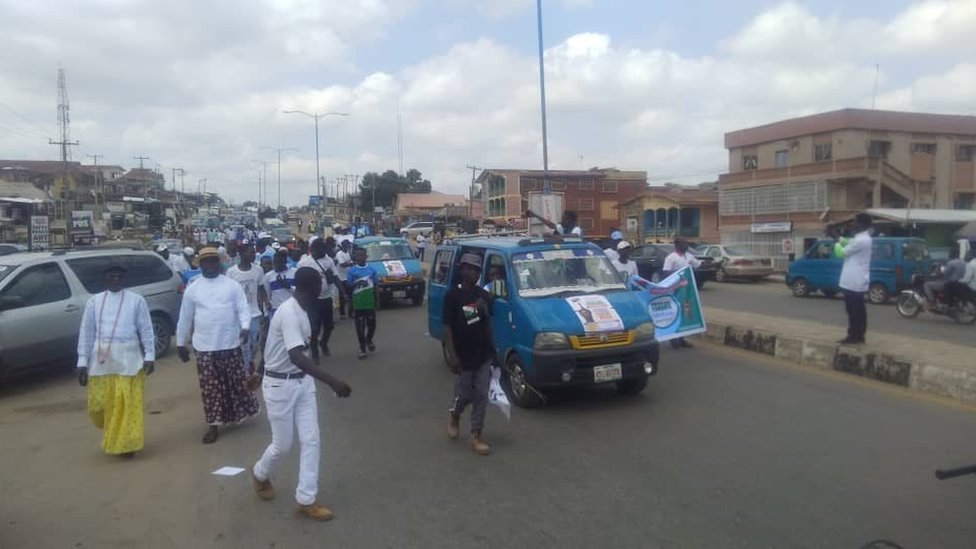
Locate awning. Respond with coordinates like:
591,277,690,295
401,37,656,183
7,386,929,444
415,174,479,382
865,208,976,224
0,197,46,204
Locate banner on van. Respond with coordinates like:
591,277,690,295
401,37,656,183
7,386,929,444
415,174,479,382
565,294,625,333
629,267,706,342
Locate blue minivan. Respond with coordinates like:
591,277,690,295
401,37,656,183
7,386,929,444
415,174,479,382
427,236,661,408
355,236,426,306
786,237,931,304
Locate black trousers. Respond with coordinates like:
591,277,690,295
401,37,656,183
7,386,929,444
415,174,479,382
337,281,351,317
843,290,867,342
354,309,376,351
307,298,334,358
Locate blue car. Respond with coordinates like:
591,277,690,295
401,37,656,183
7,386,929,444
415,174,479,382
355,236,426,306
427,236,660,408
786,237,931,304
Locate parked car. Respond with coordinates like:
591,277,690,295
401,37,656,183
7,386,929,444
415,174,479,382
629,244,717,289
428,236,660,408
400,221,435,239
356,236,426,306
0,249,183,380
785,237,931,304
696,244,774,282
0,244,27,256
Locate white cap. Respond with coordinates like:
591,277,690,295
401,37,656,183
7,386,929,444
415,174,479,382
183,246,195,256
308,235,319,244
154,243,168,252
271,242,281,250
217,246,226,254
258,232,271,240
333,223,341,229
617,241,632,250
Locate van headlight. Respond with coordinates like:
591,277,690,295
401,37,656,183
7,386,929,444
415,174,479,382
633,322,655,341
534,332,570,349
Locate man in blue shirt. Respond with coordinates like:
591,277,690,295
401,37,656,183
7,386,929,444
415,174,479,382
346,247,379,359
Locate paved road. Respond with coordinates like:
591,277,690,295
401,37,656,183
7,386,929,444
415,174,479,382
2,304,975,548
701,279,975,347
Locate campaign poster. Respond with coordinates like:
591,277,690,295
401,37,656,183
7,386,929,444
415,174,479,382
383,260,407,278
565,294,625,333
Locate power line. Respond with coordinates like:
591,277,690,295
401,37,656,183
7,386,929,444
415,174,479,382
0,100,56,135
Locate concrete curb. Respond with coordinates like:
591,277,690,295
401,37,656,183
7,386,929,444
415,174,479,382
701,323,976,404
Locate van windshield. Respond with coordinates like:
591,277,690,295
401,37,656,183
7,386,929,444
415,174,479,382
512,249,626,297
365,242,414,262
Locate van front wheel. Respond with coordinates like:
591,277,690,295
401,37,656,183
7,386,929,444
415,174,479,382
504,354,543,409
790,278,810,297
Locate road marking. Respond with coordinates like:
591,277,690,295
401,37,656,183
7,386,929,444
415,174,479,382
694,340,976,415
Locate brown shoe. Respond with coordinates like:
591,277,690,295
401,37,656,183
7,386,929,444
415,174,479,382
251,469,275,501
469,433,491,456
447,414,460,440
296,503,334,521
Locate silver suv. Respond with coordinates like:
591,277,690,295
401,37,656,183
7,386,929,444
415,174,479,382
400,221,434,239
0,249,182,380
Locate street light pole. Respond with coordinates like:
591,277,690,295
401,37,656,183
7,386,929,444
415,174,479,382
282,110,348,217
261,146,299,211
536,0,550,194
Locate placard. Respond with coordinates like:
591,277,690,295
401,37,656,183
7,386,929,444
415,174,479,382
30,215,49,251
629,267,706,342
565,294,624,333
383,260,407,278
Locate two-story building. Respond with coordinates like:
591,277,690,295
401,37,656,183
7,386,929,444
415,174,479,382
476,168,646,236
616,185,719,245
719,108,976,268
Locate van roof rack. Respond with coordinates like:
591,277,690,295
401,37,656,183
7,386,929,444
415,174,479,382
517,235,584,246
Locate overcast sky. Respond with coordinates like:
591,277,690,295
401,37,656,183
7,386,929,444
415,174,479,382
1,0,974,206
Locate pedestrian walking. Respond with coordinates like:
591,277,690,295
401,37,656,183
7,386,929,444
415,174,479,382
263,250,297,318
416,233,427,261
443,253,495,456
663,239,701,349
347,247,379,359
335,240,353,319
835,213,873,344
297,238,337,361
176,247,260,444
76,264,156,457
249,267,352,521
226,244,267,372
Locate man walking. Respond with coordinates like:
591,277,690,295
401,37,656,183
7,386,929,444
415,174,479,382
335,240,354,319
77,265,156,457
663,239,701,349
347,247,379,359
226,243,267,372
176,247,260,444
250,268,352,521
297,238,337,361
834,213,873,345
444,253,495,456
264,249,297,318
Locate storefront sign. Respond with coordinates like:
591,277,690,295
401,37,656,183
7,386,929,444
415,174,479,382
751,221,792,234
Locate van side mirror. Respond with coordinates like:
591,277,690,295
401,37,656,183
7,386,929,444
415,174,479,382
490,279,507,299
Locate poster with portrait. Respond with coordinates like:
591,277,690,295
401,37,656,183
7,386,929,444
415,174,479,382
565,294,624,333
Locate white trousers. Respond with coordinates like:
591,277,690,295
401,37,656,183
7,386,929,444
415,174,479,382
253,375,320,506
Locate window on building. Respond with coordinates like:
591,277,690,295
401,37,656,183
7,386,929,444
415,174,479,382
579,217,594,231
551,180,566,191
602,181,618,193
742,155,758,171
522,180,537,191
578,198,594,211
578,179,594,191
868,140,891,159
774,150,789,168
953,192,975,210
956,145,976,162
911,143,936,154
814,143,832,162
600,200,616,221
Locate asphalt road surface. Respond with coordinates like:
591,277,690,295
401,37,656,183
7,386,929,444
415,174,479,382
2,303,975,548
701,278,975,347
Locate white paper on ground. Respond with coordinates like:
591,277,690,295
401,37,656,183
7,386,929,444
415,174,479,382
212,466,246,476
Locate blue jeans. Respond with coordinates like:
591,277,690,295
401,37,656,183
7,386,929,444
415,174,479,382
242,315,262,370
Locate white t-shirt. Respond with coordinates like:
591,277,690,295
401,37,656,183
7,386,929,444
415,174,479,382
176,275,250,352
226,263,265,318
604,248,619,263
416,234,427,248
263,268,296,309
335,250,352,280
169,255,189,273
264,297,310,375
663,251,701,272
297,254,336,300
611,258,639,280
556,224,583,237
839,230,872,292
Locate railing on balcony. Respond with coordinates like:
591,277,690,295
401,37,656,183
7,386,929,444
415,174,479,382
720,157,884,185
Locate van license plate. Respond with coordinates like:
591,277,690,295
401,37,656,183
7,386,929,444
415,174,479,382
593,363,622,383
393,291,407,298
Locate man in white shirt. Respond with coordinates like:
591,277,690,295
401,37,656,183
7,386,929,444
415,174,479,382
415,233,428,261
76,264,155,457
526,209,583,237
226,244,267,372
249,267,352,522
176,247,259,444
603,230,623,263
834,213,873,345
962,251,976,293
297,238,337,362
611,241,639,282
663,239,702,349
334,240,353,319
263,249,297,317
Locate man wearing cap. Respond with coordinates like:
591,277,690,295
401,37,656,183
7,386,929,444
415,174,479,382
603,230,624,263
256,234,275,262
176,247,260,444
610,241,639,282
76,264,156,457
249,267,352,521
443,253,495,456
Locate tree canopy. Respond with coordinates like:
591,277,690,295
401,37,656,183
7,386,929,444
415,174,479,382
358,169,432,212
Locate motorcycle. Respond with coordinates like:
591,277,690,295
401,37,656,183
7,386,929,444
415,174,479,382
895,273,976,324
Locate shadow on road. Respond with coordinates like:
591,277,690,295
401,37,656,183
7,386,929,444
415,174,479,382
0,360,75,398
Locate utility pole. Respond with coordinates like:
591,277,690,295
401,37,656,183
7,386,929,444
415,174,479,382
536,0,550,194
133,156,149,170
465,164,483,218
171,167,183,193
262,146,298,211
87,154,103,218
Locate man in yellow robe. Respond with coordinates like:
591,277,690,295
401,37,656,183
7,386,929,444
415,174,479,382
77,264,156,457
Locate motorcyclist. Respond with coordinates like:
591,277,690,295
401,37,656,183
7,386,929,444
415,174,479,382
923,246,967,312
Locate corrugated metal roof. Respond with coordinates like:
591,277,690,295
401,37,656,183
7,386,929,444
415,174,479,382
867,208,976,224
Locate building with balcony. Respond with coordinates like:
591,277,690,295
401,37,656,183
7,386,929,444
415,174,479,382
719,108,976,268
476,168,646,235
616,185,719,245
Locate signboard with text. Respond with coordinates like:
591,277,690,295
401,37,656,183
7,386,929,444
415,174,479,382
629,267,706,342
751,221,792,233
30,215,49,251
71,210,95,245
